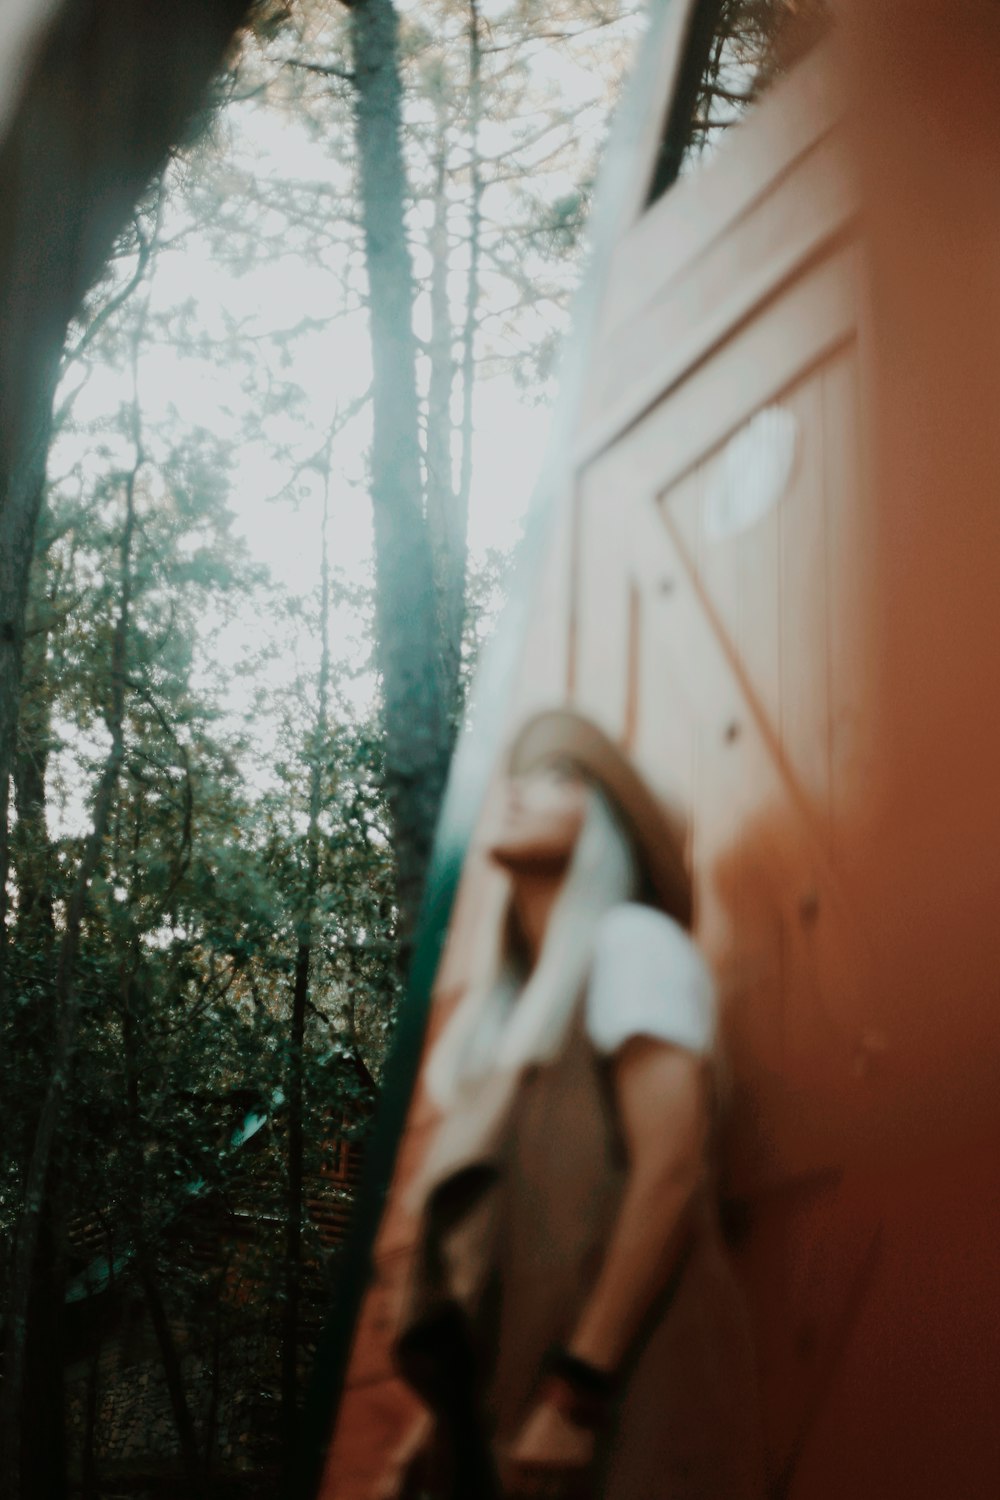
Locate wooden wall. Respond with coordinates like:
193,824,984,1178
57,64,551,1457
319,17,1000,1498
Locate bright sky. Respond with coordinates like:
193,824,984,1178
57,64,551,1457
46,3,639,825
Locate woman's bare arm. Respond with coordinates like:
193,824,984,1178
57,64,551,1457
566,1034,707,1372
503,1036,708,1494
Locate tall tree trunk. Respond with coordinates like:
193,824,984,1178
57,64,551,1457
80,1332,103,1500
282,484,332,1474
283,939,311,1471
425,108,462,729
12,561,58,945
22,1204,67,1500
0,460,51,1004
202,1256,232,1487
120,960,207,1500
453,0,483,691
348,0,450,959
13,600,67,1500
0,451,136,1496
136,1255,206,1500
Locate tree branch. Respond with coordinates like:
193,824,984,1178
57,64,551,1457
280,56,354,83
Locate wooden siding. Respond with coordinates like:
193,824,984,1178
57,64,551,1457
319,16,1000,1498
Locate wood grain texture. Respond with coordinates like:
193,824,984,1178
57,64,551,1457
583,41,855,456
600,39,843,337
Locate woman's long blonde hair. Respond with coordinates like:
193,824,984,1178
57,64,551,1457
425,783,642,1107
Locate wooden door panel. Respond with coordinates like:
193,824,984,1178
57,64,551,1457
567,33,886,1489
662,366,836,837
575,309,882,1492
600,41,844,340
571,470,633,738
578,240,857,480
776,375,832,835
573,185,877,1188
584,44,855,460
588,132,855,447
820,345,872,872
731,1172,882,1491
577,454,870,1191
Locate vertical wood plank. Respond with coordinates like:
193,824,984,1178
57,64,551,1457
571,459,632,737
736,429,783,763
821,343,869,872
779,376,832,834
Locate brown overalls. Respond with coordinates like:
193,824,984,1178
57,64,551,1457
396,1004,763,1499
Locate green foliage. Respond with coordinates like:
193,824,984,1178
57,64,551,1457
1,0,637,1488
1,200,399,1488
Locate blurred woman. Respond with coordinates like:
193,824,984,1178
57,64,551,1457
393,710,761,1500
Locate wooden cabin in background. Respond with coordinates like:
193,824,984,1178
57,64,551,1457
318,2,1000,1497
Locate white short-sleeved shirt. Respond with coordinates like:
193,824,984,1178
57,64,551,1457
585,903,716,1057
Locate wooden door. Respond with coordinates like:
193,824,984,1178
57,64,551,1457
567,5,1000,1496
317,4,1000,1496
565,16,884,1489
